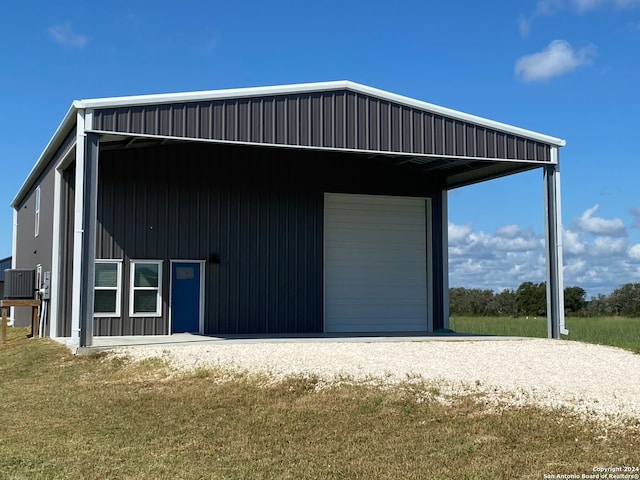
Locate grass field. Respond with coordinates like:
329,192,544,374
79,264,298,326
1,327,639,479
449,316,640,354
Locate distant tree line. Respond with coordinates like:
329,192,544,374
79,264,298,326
449,282,640,317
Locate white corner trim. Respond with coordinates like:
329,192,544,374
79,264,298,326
70,110,86,344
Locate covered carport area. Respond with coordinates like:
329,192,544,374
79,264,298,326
33,81,566,346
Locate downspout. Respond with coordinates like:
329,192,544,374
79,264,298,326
10,209,17,322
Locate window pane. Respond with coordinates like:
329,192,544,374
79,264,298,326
94,290,116,314
134,264,159,288
134,290,158,313
95,263,118,287
176,266,194,280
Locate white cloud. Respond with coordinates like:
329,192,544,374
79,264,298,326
563,229,587,255
496,224,521,238
574,204,626,236
49,22,88,48
518,0,640,36
515,40,596,82
629,244,640,260
449,206,640,297
590,236,628,256
448,223,472,243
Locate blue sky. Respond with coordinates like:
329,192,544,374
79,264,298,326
1,0,639,297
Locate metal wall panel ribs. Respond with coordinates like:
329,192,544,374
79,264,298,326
92,90,551,162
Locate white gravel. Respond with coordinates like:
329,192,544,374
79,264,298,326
113,338,640,426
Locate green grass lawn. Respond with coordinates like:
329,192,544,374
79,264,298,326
450,316,640,354
1,327,639,479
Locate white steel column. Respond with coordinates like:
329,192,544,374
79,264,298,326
544,147,568,339
70,111,86,346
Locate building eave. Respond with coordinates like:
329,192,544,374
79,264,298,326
11,104,78,208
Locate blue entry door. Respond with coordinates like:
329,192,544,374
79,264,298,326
171,262,201,333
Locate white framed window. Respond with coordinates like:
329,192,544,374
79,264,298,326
34,186,41,237
129,260,163,317
94,260,122,317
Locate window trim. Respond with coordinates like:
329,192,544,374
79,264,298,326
129,260,163,317
34,186,40,237
94,260,122,317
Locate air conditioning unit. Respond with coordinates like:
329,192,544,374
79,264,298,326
3,269,35,299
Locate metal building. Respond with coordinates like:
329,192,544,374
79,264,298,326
0,256,12,300
10,81,567,346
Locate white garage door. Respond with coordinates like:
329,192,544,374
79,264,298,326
324,193,428,333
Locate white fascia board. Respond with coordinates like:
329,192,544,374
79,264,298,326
74,80,565,147
74,81,353,109
11,104,78,207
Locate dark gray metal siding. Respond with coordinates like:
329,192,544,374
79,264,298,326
92,90,551,162
0,257,11,282
13,130,75,329
58,165,75,337
88,142,438,335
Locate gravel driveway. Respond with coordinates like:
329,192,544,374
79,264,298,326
115,337,640,425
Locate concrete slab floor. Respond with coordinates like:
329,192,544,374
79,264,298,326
65,331,537,355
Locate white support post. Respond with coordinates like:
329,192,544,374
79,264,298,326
544,147,567,339
70,111,86,346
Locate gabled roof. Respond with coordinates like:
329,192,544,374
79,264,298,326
13,81,565,207
78,81,565,147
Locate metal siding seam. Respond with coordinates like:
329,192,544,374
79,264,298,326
392,103,400,151
231,101,237,142
341,92,347,149
386,101,392,151
407,108,413,153
445,119,453,155
305,95,311,146
181,104,187,137
443,118,449,155
295,96,300,145
245,99,252,143
428,113,435,154
331,93,336,148
140,106,146,134
194,103,203,138
372,98,379,151
364,96,370,150
168,105,174,137
271,97,276,144
283,96,288,145
379,101,386,151
420,111,426,154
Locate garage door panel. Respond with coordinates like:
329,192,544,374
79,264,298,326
324,193,428,333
